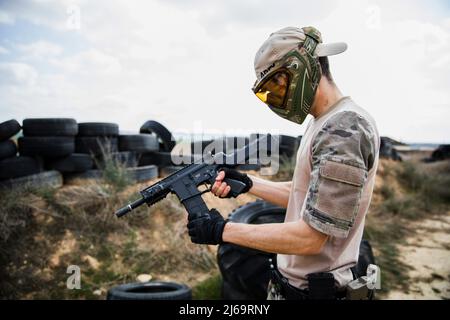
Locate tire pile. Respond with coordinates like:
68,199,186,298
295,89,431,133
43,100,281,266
0,119,63,189
190,134,301,160
0,119,183,189
380,137,402,161
424,144,450,163
65,122,159,183
160,133,302,176
137,120,180,177
1,117,304,189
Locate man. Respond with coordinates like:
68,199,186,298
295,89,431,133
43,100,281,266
187,26,380,299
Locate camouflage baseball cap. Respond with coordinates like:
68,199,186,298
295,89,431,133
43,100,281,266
252,26,347,125
254,26,347,81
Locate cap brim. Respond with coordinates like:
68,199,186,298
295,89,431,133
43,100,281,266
315,42,348,57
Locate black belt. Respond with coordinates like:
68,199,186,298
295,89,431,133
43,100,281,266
270,266,309,300
269,259,346,300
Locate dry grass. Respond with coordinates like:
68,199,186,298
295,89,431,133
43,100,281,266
364,158,450,295
0,173,219,299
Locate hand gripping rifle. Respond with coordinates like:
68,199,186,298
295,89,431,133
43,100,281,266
114,138,267,219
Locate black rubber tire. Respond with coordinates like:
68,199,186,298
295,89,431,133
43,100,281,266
380,137,402,161
217,200,286,300
235,163,261,171
191,138,246,155
139,151,174,167
0,156,41,180
141,152,201,167
214,137,251,165
428,144,450,162
0,119,21,141
278,135,299,149
0,170,62,190
63,169,102,184
351,240,376,278
75,137,118,155
107,281,192,300
140,120,176,152
277,135,300,159
127,165,158,182
22,118,78,136
139,152,202,167
18,136,75,157
0,140,17,160
46,153,94,173
159,165,186,177
249,134,298,156
190,140,215,155
221,279,249,300
64,165,158,183
119,134,159,153
107,152,138,168
78,122,119,137
248,133,274,157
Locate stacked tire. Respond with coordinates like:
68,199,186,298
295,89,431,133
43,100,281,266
0,120,21,161
137,121,182,177
76,122,119,159
68,122,159,183
18,120,95,179
278,135,301,159
380,137,402,161
159,136,261,174
0,119,62,189
424,144,450,163
65,122,119,182
249,134,301,159
118,130,160,182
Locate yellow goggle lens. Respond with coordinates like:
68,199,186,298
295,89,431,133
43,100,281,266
255,91,270,103
254,71,289,109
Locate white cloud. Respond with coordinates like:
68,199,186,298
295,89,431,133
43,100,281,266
17,40,63,59
0,46,9,54
49,49,122,75
0,0,75,30
0,62,38,86
0,10,15,24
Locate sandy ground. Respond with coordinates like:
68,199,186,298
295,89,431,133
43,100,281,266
386,213,450,300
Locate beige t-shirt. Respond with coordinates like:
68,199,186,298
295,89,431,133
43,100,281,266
277,96,380,289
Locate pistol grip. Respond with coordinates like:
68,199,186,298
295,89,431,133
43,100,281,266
223,178,246,198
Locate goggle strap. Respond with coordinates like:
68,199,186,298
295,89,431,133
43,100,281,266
302,36,319,56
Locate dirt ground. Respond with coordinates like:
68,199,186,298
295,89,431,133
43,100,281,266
385,212,450,300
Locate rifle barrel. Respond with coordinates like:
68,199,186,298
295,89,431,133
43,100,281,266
115,197,147,217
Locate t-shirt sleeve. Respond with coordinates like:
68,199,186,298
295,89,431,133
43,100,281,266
303,111,377,238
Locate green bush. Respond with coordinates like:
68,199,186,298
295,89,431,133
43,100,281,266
96,142,131,192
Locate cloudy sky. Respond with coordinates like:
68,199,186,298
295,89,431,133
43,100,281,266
0,0,449,143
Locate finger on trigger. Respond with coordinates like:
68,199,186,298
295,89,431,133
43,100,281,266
216,170,225,181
